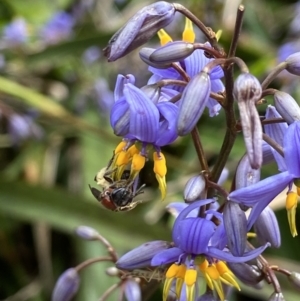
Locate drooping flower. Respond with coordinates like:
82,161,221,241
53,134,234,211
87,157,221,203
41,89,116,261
149,200,269,301
229,121,300,236
109,74,179,199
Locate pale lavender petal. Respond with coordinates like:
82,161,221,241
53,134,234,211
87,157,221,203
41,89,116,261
124,279,141,301
110,97,130,136
114,74,136,100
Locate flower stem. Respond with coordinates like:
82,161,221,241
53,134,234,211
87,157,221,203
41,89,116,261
75,256,113,272
261,62,287,89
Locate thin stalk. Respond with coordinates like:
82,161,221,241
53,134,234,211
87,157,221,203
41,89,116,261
75,256,113,272
261,62,287,89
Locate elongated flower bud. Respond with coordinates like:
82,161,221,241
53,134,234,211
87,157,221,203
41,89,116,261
116,240,171,269
103,2,175,61
149,41,195,64
253,206,281,248
288,272,300,289
75,226,100,241
268,292,286,301
52,268,80,301
235,154,261,190
139,48,172,69
274,91,300,124
177,71,211,136
227,262,263,286
233,73,263,169
223,201,247,256
285,52,300,76
184,174,206,203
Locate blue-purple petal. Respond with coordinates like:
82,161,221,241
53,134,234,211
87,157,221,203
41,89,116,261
228,171,293,206
284,121,300,177
156,102,178,146
124,279,141,301
176,218,214,254
151,247,183,266
124,83,159,143
207,243,270,263
114,74,136,100
110,97,130,136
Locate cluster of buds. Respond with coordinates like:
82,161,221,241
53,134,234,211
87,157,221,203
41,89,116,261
52,1,300,301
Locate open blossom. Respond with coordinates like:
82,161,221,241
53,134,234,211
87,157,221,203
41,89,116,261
109,74,179,199
3,18,28,46
229,121,300,236
118,200,269,301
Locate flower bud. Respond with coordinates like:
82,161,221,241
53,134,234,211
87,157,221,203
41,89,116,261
253,206,281,248
235,154,261,190
52,268,80,301
227,262,263,286
177,71,211,136
223,201,247,256
75,226,100,241
149,41,195,64
139,48,172,69
104,2,176,61
285,52,300,76
233,73,262,169
288,272,300,289
184,174,206,203
116,240,171,270
106,266,120,277
124,279,142,301
274,91,300,124
268,292,286,301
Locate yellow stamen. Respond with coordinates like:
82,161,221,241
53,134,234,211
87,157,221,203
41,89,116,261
114,141,127,154
185,269,197,301
157,29,173,46
216,262,240,290
130,153,146,180
182,18,195,43
127,144,139,157
163,264,179,301
198,259,209,272
247,232,257,238
153,152,167,200
207,265,224,301
286,192,298,237
175,264,186,297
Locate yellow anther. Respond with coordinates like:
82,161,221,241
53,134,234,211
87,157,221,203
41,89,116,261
184,269,197,286
114,141,127,154
157,29,173,46
286,192,298,210
163,278,174,301
215,261,229,275
216,262,240,291
131,153,146,172
175,264,187,297
166,264,179,278
182,18,195,43
116,150,130,166
153,152,167,177
176,264,187,279
198,259,209,272
286,192,298,237
206,265,220,280
127,144,139,157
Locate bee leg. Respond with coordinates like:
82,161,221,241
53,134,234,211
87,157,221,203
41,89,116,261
89,184,102,201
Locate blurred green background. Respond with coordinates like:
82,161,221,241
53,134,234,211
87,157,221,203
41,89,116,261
0,0,300,300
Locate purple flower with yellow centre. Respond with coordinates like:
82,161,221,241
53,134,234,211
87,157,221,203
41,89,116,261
110,74,179,199
149,200,269,301
229,121,300,237
146,18,224,127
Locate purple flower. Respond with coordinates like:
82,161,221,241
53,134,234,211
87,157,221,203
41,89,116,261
229,121,300,230
3,18,28,46
40,11,74,44
151,200,269,301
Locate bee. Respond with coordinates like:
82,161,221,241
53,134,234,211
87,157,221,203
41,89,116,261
89,156,145,212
